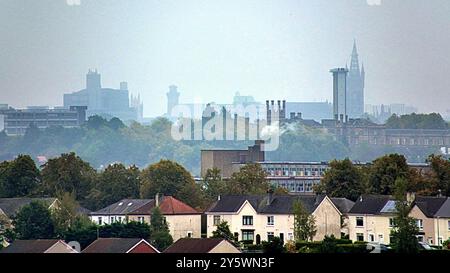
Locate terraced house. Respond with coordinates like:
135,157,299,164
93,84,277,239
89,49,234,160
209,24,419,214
205,193,354,244
89,195,202,241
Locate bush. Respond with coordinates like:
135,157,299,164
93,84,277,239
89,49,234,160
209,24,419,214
337,244,370,254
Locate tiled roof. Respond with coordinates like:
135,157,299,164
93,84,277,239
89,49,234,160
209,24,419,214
159,196,200,215
0,240,60,253
164,238,228,253
0,198,57,217
413,196,448,218
206,194,346,215
91,196,200,216
82,238,157,253
348,195,394,215
90,199,153,216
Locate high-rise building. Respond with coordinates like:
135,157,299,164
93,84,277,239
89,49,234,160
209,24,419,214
347,41,365,118
64,70,142,121
330,68,349,123
166,85,180,116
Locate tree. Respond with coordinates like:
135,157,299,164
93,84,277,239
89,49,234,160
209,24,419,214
86,115,108,130
368,154,410,195
427,155,450,196
390,178,419,254
0,155,41,198
40,153,97,203
202,168,227,202
293,200,317,242
108,117,125,131
149,207,173,251
13,201,55,240
315,159,366,201
211,221,235,242
227,164,269,195
262,237,285,254
88,163,140,210
386,113,448,130
52,192,81,237
140,160,202,208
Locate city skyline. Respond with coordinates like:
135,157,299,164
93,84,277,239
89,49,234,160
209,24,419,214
1,0,450,118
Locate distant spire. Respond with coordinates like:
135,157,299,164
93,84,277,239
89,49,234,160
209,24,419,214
350,39,360,74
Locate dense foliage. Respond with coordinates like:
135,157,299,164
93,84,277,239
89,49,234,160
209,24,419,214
386,113,449,130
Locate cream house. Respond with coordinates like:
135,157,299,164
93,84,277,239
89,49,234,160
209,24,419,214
347,195,395,244
409,196,448,245
90,195,202,241
435,198,450,246
348,195,450,246
205,194,353,243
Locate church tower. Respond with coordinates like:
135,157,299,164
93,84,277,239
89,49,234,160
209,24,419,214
347,40,365,118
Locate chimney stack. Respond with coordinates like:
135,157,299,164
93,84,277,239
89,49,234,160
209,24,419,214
406,192,416,205
155,193,160,207
267,189,274,206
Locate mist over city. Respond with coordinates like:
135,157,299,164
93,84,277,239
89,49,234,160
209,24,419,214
0,0,450,259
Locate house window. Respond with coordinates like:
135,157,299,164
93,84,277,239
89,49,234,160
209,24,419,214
356,217,364,227
416,219,424,230
243,216,253,226
267,216,274,226
242,230,254,242
110,217,115,223
389,218,395,228
213,215,221,226
137,217,145,223
438,237,443,246
288,233,294,241
448,220,450,231
369,234,375,242
98,217,102,225
118,216,122,223
417,235,424,242
356,233,364,242
267,232,275,242
428,237,433,245
187,232,193,238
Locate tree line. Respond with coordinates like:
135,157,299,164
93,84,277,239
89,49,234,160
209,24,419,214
315,154,450,201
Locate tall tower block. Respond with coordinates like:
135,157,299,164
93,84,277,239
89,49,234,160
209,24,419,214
330,68,349,123
167,85,180,116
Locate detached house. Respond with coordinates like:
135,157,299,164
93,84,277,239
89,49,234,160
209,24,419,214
206,193,352,243
90,195,202,241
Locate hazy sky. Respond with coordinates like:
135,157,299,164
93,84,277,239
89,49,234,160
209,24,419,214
1,0,449,117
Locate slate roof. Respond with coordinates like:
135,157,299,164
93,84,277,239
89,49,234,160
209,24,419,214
0,240,61,253
90,199,152,216
82,238,158,253
206,194,347,215
348,195,394,215
0,198,57,217
435,198,450,218
413,196,448,218
164,238,231,253
331,198,355,214
90,196,200,216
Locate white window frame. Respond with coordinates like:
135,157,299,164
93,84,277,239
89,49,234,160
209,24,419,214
356,217,364,227
267,216,274,226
